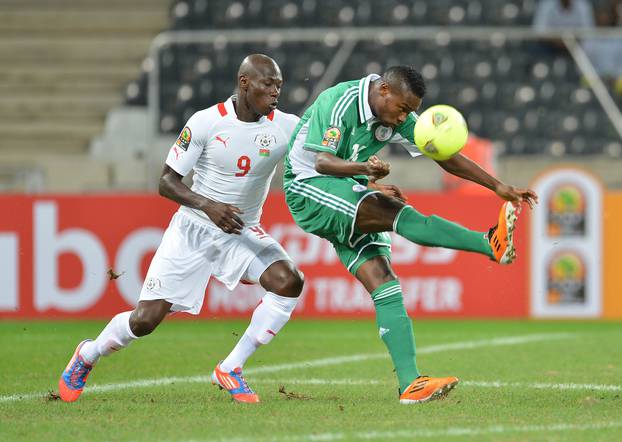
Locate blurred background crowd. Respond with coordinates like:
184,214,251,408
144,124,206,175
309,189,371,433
1,0,621,192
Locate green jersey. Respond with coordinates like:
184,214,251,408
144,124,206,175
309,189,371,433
284,74,421,189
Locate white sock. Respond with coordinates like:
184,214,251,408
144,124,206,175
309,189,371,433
79,311,138,364
220,292,298,372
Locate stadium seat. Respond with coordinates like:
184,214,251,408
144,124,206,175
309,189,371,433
121,0,620,157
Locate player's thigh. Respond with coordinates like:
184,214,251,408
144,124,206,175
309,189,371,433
285,176,377,245
355,192,405,233
139,212,214,313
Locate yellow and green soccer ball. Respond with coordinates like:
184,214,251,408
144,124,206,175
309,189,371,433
414,105,468,161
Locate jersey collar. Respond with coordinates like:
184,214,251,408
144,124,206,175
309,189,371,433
358,74,381,124
224,95,273,123
224,96,237,116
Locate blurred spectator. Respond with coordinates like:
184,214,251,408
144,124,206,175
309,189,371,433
532,0,596,55
582,0,622,92
533,0,595,30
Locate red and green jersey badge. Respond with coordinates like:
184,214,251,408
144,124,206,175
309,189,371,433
259,148,270,157
322,126,341,150
175,126,192,151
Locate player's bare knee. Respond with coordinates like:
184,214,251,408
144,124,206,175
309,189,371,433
268,266,303,297
129,308,161,337
288,269,305,296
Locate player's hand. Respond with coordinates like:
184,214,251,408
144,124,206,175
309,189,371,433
365,156,390,181
368,181,407,203
495,183,539,209
203,201,245,234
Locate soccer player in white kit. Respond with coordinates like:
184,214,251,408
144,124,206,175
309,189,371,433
59,54,303,404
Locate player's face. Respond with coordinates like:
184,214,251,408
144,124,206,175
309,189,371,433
376,84,422,128
246,67,283,116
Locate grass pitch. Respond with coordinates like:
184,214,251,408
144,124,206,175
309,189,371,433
1,319,621,441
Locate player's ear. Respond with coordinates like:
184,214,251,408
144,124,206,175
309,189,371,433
239,74,249,91
379,81,391,97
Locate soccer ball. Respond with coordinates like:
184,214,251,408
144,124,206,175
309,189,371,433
414,105,468,161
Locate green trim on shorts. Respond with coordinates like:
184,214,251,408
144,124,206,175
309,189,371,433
345,242,392,276
285,176,392,274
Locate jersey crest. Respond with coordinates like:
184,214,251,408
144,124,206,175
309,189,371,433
255,133,276,157
374,125,393,141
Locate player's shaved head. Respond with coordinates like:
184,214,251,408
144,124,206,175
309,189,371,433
238,54,281,79
235,54,283,121
383,66,426,99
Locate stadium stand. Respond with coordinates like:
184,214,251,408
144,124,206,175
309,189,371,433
2,0,621,191
0,0,169,190
122,0,621,159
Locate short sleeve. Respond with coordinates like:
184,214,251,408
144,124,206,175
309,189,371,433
166,111,209,176
304,104,347,155
393,112,423,158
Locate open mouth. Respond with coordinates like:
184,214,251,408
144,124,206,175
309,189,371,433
268,101,278,109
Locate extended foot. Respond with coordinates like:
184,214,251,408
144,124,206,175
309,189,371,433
58,340,94,402
399,375,459,404
211,362,260,403
488,201,518,264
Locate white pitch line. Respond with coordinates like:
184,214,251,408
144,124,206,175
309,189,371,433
222,422,622,442
0,333,573,403
246,332,574,375
462,380,622,392
250,378,622,392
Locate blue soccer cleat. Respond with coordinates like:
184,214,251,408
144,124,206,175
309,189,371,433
58,340,94,402
211,362,260,403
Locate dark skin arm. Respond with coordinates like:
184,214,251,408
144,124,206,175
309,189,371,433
315,152,390,180
159,164,245,234
436,153,539,208
315,152,406,201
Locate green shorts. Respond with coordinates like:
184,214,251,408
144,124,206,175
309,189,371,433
285,176,391,275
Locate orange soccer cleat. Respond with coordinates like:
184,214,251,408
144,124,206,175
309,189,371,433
399,375,459,404
211,362,260,403
487,201,519,264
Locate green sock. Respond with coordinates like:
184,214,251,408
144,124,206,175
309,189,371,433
395,206,493,258
372,280,419,392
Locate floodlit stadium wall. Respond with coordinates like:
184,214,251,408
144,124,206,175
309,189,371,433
1,168,620,319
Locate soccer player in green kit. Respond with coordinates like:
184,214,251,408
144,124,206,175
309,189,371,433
283,66,538,404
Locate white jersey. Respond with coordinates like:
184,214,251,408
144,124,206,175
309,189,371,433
166,96,300,227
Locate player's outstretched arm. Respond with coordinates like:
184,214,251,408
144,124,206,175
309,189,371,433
435,153,538,208
315,152,390,181
159,165,245,234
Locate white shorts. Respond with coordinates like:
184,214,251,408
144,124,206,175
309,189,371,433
139,210,292,314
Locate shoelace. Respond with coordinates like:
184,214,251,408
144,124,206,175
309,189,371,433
233,370,254,393
68,358,90,387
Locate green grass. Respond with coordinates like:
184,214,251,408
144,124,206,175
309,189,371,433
1,320,621,441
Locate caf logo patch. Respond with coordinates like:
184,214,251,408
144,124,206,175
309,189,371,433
175,126,192,151
321,126,341,150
